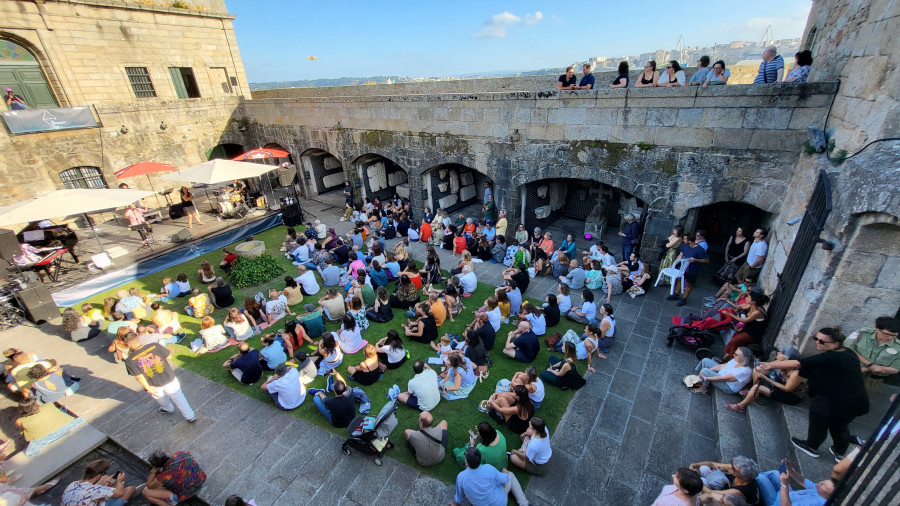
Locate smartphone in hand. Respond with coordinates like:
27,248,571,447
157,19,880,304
778,460,787,474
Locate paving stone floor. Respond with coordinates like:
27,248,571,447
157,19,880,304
2,191,889,505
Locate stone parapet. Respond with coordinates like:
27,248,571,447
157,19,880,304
242,83,838,153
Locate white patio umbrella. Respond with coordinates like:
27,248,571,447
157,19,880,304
0,188,156,251
161,159,279,212
160,159,276,184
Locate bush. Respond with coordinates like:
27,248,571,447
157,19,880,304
229,254,285,288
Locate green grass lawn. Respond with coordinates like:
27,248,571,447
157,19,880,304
73,225,589,484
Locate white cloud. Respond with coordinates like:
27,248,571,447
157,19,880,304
472,11,543,39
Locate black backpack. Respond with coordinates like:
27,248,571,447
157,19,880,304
382,224,397,240
665,326,715,351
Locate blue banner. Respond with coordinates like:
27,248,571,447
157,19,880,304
1,106,99,134
52,213,284,307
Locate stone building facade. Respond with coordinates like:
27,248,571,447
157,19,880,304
0,0,247,203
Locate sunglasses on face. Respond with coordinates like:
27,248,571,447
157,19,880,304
815,338,834,345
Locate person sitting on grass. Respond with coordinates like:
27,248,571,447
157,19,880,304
519,303,546,336
502,278,524,315
312,332,343,376
375,329,407,369
404,410,448,467
222,343,263,385
62,458,136,506
451,448,529,506
347,344,383,386
223,307,255,341
508,417,552,476
366,286,394,323
293,351,318,385
282,276,304,307
106,311,139,338
219,248,237,273
150,302,182,336
242,297,268,331
160,276,181,302
198,260,217,284
541,342,587,390
543,294,561,328
452,421,508,470
258,333,287,371
281,320,311,359
174,273,191,297
143,450,206,506
261,363,305,410
347,295,369,332
510,366,545,410
403,303,438,344
294,264,320,296
503,320,539,363
724,346,806,414
297,303,326,338
458,265,478,297
397,359,441,411
308,371,356,428
336,313,367,353
485,385,534,435
195,316,229,355
185,288,214,318
478,295,503,332
318,288,346,322
265,288,294,325
439,351,478,400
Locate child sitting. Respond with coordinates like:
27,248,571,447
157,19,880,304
160,276,180,302
430,334,454,370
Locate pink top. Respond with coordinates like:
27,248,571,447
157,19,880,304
651,485,698,506
125,207,146,226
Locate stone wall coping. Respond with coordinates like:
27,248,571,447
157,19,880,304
53,0,235,19
94,96,241,114
246,82,839,105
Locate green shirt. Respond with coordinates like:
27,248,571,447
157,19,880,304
360,283,376,307
845,328,900,376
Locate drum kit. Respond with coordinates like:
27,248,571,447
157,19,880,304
216,189,250,219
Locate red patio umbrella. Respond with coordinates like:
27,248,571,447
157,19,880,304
231,148,290,161
115,162,178,208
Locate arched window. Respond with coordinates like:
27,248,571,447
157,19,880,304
60,167,107,189
0,39,58,109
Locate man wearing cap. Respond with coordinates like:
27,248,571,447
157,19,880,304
261,363,305,410
845,316,900,393
5,88,26,110
222,343,263,385
294,351,318,385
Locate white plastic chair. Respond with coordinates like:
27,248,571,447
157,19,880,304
654,258,688,296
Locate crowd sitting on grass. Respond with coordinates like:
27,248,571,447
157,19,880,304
36,185,891,506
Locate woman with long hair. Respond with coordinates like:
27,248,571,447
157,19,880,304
224,307,255,341
336,313,365,353
313,332,343,376
283,276,304,306
243,297,268,331
198,260,216,284
725,346,807,413
487,384,534,434
720,292,770,360
635,60,659,88
510,366,545,410
716,227,750,283
375,329,407,369
541,341,587,390
179,186,204,228
389,274,420,310
439,351,477,400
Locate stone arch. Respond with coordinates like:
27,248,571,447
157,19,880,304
352,153,409,201
0,34,61,108
207,143,244,160
682,201,775,255
300,148,344,195
516,177,646,245
422,163,493,215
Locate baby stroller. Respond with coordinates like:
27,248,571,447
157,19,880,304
341,398,398,466
666,309,735,358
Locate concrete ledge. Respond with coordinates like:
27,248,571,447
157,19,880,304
6,422,107,488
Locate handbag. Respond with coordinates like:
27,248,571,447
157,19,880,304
544,332,562,351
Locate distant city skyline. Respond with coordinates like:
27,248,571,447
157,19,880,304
227,0,812,83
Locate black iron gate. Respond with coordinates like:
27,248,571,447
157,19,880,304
762,170,832,349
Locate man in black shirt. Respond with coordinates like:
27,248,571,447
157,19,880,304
502,321,539,363
309,373,356,428
124,333,195,422
465,312,496,351
222,343,263,384
331,239,351,266
207,277,234,308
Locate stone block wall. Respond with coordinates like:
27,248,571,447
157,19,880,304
803,0,899,151
0,0,249,106
0,97,241,209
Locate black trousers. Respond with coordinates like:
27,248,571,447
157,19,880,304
806,400,855,454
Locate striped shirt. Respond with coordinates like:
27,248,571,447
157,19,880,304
753,55,784,84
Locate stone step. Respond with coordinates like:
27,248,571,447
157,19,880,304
711,389,757,463
6,421,107,488
745,400,798,473
780,402,838,480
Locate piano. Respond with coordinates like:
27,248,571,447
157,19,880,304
17,220,80,264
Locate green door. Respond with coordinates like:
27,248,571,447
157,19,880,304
0,64,58,109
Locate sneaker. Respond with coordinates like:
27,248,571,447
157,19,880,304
851,435,866,446
159,408,174,415
307,388,325,397
186,417,196,423
829,445,845,463
676,298,687,307
791,438,820,458
292,261,302,266
666,294,680,301
326,376,335,393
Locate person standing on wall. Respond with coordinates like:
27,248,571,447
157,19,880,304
758,327,869,462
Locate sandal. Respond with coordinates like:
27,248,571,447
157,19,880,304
477,400,491,413
738,389,749,397
724,403,746,413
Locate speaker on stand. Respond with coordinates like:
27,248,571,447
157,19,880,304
0,229,22,261
14,284,59,324
281,202,304,227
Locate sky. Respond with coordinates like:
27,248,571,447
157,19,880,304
226,0,813,83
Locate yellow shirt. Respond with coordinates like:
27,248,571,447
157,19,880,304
498,301,511,319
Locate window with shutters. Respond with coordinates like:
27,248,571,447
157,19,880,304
125,67,156,98
168,67,201,99
60,167,108,189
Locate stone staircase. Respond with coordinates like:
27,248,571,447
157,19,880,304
710,384,899,482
